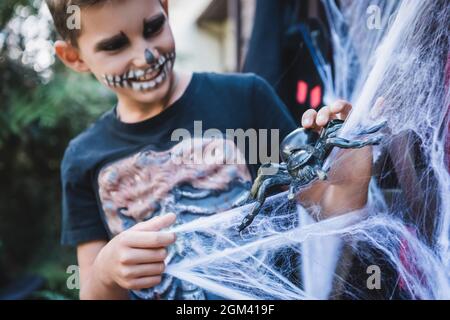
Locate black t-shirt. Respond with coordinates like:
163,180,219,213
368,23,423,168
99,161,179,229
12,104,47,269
61,72,297,299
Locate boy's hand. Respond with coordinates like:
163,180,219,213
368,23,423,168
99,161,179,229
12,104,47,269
94,213,177,291
298,100,373,219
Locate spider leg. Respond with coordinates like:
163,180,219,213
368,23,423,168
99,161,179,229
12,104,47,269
249,163,288,200
235,163,288,208
326,136,382,149
355,120,387,136
323,122,344,139
238,172,292,232
288,183,297,200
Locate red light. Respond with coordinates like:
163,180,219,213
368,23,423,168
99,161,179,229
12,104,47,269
310,86,322,109
297,81,308,104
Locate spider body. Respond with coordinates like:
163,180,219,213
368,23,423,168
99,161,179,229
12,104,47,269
238,119,387,232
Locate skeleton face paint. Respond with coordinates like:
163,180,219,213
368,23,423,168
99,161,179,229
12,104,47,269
102,51,176,92
145,48,156,65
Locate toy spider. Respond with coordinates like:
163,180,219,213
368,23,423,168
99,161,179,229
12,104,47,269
238,119,387,232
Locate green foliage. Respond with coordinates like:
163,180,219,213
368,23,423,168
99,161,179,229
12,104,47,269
3,69,112,139
30,255,80,300
0,0,35,29
0,69,112,298
0,0,114,299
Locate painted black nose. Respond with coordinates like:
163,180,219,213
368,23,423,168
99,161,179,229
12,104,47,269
145,48,156,64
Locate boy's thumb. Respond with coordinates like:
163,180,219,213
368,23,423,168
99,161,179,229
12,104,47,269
132,213,177,232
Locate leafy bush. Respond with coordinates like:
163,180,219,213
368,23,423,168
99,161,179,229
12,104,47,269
0,0,114,299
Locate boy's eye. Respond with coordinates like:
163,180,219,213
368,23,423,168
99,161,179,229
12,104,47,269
143,14,166,38
101,38,129,52
95,32,130,52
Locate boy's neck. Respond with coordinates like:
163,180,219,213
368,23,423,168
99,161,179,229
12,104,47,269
116,71,192,123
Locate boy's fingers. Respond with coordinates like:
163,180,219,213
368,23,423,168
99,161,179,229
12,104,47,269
120,248,168,264
330,100,352,120
302,109,318,129
132,213,176,232
126,231,176,249
303,100,353,131
127,276,162,290
121,263,166,278
316,106,331,127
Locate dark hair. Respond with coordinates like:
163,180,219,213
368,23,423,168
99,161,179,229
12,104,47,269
46,0,165,46
45,0,112,46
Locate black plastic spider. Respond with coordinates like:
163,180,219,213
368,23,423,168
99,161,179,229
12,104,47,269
238,119,387,232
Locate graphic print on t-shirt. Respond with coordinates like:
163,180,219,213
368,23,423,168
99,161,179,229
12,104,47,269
97,137,252,299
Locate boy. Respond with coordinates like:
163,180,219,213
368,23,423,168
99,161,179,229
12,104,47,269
48,0,373,299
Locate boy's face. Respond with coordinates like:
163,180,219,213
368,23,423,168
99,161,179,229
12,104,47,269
63,0,175,105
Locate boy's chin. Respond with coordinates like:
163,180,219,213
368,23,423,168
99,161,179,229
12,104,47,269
130,88,167,103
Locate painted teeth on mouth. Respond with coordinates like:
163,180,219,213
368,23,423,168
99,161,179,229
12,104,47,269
130,79,158,92
131,81,142,91
155,73,163,84
134,69,145,79
136,64,163,81
119,75,127,88
110,75,117,87
115,75,123,87
103,74,127,88
166,59,172,71
126,52,174,82
132,71,167,92
103,51,174,90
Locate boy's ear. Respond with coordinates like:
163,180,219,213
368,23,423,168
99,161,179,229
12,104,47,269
54,40,90,73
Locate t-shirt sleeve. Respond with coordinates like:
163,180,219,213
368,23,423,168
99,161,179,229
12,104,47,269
250,74,298,140
61,144,109,246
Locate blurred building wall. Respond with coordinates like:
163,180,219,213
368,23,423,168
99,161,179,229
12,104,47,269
169,0,255,73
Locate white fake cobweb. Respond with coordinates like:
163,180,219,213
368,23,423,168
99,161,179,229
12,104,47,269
164,0,450,300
